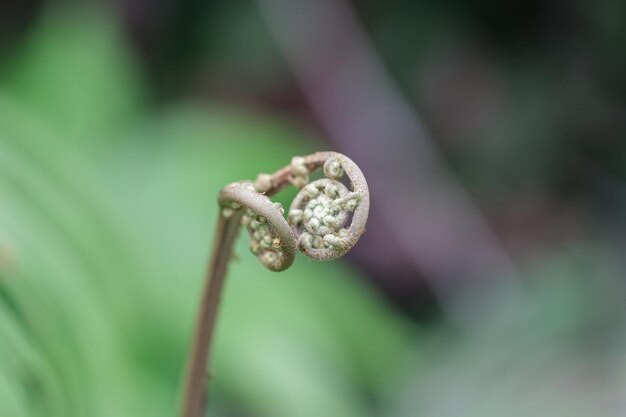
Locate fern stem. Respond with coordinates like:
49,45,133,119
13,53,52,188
179,211,243,417
178,151,369,417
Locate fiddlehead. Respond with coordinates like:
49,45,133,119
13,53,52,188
218,151,369,269
288,153,369,261
182,151,369,417
219,182,297,271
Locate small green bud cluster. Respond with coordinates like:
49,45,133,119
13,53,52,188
288,156,310,189
243,202,285,268
289,173,361,252
221,201,241,219
323,156,344,179
254,173,273,193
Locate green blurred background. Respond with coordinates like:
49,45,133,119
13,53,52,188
1,0,626,416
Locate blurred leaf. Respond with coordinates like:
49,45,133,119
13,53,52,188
1,4,145,141
388,250,626,417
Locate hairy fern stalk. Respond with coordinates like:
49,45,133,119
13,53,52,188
179,151,370,417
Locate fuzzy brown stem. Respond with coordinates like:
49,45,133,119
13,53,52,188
179,211,243,417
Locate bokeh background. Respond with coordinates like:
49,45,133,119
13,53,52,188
1,0,626,416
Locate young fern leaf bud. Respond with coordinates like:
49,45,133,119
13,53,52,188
181,151,369,417
218,151,369,269
218,183,296,271
288,153,369,261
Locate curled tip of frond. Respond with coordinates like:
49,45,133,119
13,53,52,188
288,152,369,261
218,151,369,270
219,182,296,271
